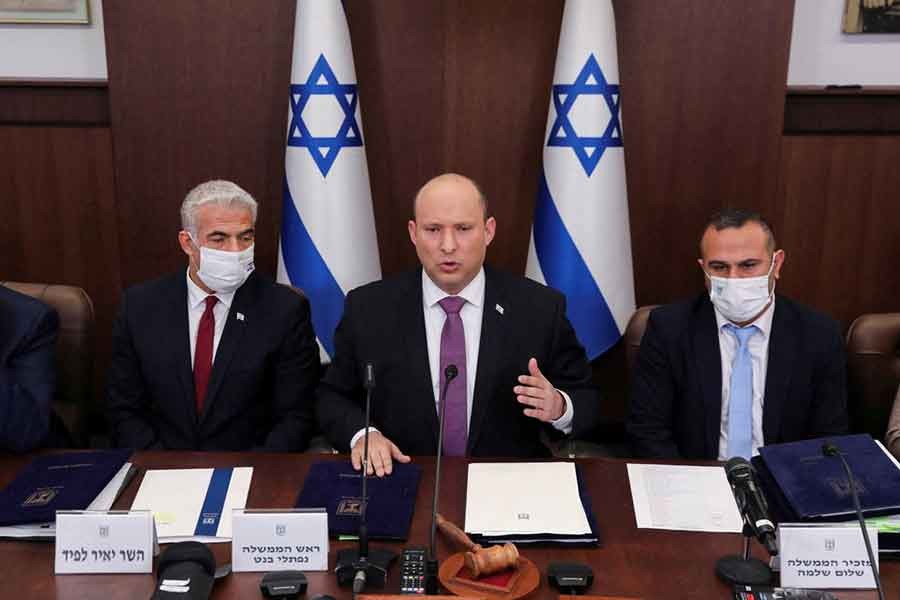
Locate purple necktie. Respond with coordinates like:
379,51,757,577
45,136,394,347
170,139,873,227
438,296,467,456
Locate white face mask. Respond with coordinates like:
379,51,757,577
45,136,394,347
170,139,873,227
191,236,255,294
705,254,778,324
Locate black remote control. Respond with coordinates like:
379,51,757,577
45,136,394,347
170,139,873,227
399,547,427,594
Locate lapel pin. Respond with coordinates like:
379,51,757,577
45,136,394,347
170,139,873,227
495,304,504,315
236,312,245,321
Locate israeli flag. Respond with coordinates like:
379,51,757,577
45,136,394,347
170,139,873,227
525,0,635,360
277,0,381,361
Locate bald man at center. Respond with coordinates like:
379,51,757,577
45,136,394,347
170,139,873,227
316,173,600,474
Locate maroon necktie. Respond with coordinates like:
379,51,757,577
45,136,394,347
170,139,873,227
194,295,217,415
438,296,467,456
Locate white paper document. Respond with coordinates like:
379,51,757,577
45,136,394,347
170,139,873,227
627,463,743,533
0,462,134,539
131,467,252,544
464,462,591,536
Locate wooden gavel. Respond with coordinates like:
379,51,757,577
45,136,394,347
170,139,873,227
435,513,519,577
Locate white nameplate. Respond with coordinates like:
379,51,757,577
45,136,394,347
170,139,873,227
232,508,328,572
779,523,878,589
55,510,155,574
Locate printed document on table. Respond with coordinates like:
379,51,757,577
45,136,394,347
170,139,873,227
130,467,252,543
465,462,590,535
627,463,742,533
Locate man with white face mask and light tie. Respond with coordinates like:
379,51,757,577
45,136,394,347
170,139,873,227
106,180,320,451
626,209,848,460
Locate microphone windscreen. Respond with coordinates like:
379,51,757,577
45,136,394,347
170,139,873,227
154,541,216,600
445,364,458,379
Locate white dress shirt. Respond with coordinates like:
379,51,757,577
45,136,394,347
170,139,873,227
349,268,573,449
715,298,775,460
186,269,235,365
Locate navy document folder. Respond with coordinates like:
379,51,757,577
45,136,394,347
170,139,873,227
752,433,900,522
0,449,132,526
295,460,421,541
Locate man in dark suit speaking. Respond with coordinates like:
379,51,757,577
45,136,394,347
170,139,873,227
317,173,599,475
106,180,319,451
627,209,848,460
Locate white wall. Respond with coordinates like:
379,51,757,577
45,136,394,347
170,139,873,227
789,0,900,86
0,0,107,80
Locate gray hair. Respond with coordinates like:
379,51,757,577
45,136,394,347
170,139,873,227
180,180,258,235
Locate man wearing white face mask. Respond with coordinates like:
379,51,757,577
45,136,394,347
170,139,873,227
106,180,320,451
627,209,848,460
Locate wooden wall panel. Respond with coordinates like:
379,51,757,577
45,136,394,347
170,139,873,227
772,135,900,326
615,0,795,306
103,0,297,285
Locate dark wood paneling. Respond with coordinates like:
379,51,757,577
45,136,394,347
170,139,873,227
771,135,900,326
0,80,109,126
346,1,563,275
615,0,795,306
103,0,297,285
785,87,900,134
0,126,120,431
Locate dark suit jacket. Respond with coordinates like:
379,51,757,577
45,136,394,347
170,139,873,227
0,286,58,452
106,271,319,451
316,267,600,458
626,293,848,459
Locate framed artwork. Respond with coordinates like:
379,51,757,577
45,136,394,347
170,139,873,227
0,0,90,25
844,0,900,33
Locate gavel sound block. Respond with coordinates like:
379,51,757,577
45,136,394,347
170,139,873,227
435,513,540,599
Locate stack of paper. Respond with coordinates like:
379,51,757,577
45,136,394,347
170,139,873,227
131,467,252,543
464,462,597,545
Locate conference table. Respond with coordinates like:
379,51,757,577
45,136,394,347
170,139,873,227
0,451,894,600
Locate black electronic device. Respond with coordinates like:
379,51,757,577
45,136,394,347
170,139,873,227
715,457,775,586
334,362,397,597
153,541,217,600
821,441,886,600
733,585,837,599
259,571,307,599
547,562,593,595
399,546,427,594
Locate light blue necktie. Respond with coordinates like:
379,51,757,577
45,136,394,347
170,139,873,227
725,324,757,459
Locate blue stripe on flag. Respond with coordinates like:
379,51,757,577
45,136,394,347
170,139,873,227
280,178,345,357
194,467,233,537
533,171,620,359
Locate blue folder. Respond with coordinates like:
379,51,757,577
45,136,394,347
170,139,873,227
0,449,132,526
295,460,421,541
753,434,900,522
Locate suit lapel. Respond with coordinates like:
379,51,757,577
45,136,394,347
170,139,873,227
399,270,439,442
468,269,506,453
200,275,251,421
692,297,723,457
168,274,196,426
762,299,794,444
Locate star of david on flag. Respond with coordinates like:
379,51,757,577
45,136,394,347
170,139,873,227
288,53,363,178
278,0,381,361
546,54,622,177
526,0,635,360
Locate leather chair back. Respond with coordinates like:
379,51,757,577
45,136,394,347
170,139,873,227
624,305,659,375
846,313,900,439
1,281,94,446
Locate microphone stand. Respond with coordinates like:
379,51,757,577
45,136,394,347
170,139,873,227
336,362,396,597
822,442,885,600
425,364,458,595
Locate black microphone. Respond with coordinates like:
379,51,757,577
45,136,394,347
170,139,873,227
335,361,396,596
821,442,885,600
424,364,459,595
725,457,778,556
153,541,217,600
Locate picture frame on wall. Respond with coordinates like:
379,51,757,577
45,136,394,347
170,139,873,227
0,0,90,25
844,0,900,33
